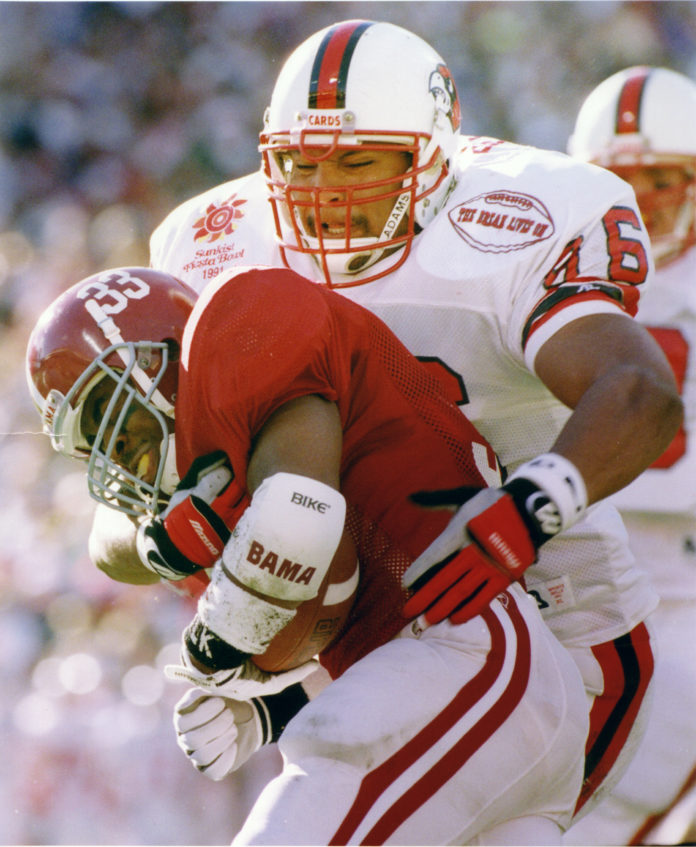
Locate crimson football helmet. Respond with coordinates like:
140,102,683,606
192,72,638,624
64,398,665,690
568,66,696,266
26,267,197,515
259,19,461,288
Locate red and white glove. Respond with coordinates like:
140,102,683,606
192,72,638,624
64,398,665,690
402,453,587,625
136,451,248,581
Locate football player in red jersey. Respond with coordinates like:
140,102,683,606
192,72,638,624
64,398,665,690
28,264,588,845
565,66,696,847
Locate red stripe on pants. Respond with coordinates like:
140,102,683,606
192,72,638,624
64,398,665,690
575,622,654,814
329,592,532,845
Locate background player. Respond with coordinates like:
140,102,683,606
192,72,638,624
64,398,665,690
27,264,588,845
564,65,696,846
148,19,683,819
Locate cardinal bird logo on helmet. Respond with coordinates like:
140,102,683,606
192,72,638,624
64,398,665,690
429,64,461,132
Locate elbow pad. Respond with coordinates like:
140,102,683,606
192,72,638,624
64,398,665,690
223,472,346,604
198,473,346,654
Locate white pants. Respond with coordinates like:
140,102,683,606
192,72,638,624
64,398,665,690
233,585,588,845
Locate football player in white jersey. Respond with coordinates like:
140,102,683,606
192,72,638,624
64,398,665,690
563,66,696,846
145,19,684,826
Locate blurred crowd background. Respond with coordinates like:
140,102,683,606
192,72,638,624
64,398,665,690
2,2,695,844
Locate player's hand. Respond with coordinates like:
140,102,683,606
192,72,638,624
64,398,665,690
135,451,248,581
173,680,311,781
402,453,587,625
402,486,536,624
173,689,263,780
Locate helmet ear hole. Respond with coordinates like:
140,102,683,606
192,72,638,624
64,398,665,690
165,339,180,363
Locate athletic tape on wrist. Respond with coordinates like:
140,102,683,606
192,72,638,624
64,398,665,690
259,684,310,743
198,570,296,654
507,453,587,532
222,472,346,604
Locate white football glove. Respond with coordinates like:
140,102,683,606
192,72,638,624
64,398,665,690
174,689,263,781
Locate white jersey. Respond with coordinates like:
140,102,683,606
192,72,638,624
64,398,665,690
151,137,659,649
608,245,696,601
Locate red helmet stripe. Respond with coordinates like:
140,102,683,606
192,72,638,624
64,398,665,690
309,20,373,109
615,67,651,134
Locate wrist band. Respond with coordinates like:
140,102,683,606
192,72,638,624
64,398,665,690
507,453,587,532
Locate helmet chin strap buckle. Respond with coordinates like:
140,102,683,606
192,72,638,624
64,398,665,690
346,251,378,273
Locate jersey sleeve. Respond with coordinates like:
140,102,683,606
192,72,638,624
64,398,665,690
176,268,347,482
509,163,654,373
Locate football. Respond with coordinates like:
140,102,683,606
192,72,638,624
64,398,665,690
252,531,359,672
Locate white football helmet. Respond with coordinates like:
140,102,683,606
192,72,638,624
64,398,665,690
568,66,696,265
260,19,461,288
26,268,196,515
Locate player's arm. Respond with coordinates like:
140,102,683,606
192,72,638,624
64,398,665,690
87,453,246,585
89,504,158,585
163,393,347,773
168,396,344,781
246,393,342,493
403,313,683,626
180,393,349,675
535,311,682,504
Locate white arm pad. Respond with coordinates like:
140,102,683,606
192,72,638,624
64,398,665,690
198,570,296,653
222,472,346,604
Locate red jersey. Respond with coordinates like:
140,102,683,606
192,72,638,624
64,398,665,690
176,266,498,676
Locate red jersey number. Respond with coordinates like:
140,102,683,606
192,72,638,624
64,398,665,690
543,208,648,310
602,206,649,286
417,356,501,486
646,326,688,469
